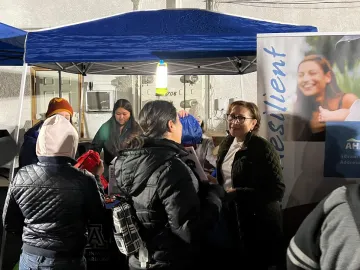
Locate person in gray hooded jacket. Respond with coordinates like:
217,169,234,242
287,184,360,270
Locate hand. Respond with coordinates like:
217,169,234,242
318,106,329,122
178,110,189,118
94,160,104,176
225,187,237,201
206,174,218,184
310,110,325,133
226,187,236,193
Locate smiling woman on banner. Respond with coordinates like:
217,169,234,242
91,99,142,180
293,55,358,141
211,100,285,270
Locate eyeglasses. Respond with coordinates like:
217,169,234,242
226,114,253,123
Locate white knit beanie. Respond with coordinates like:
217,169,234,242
36,114,78,159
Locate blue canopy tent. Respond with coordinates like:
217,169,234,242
23,9,317,75
12,8,317,170
0,22,26,66
10,9,318,178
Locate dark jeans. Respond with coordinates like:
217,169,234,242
19,252,86,270
129,254,198,270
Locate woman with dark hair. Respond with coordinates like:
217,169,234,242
92,99,142,179
114,100,224,270
212,100,285,269
293,55,358,141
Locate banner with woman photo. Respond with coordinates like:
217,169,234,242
257,33,360,209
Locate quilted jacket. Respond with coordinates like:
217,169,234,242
115,138,223,269
2,156,105,258
216,133,285,268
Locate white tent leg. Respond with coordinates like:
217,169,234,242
10,63,28,182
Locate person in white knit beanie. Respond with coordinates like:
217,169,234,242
36,114,78,158
3,114,105,270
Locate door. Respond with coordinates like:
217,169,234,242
31,68,82,133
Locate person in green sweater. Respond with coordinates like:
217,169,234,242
91,99,142,180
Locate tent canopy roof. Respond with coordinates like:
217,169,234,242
0,22,26,66
24,9,317,75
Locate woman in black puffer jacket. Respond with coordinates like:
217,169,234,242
114,100,224,270
214,100,286,270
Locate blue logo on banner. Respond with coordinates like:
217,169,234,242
324,121,360,178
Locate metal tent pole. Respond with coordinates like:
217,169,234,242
240,75,244,100
166,0,181,8
206,0,214,10
131,0,140,10
58,71,62,98
78,75,84,136
205,0,213,131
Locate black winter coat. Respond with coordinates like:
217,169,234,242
217,133,285,268
2,156,105,259
115,138,223,270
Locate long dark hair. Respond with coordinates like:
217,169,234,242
294,55,343,121
107,99,140,154
129,100,177,148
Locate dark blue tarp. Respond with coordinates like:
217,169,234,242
0,23,26,66
24,9,317,75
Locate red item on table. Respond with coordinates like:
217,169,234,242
74,150,108,189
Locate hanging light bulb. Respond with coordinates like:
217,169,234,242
156,60,168,96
